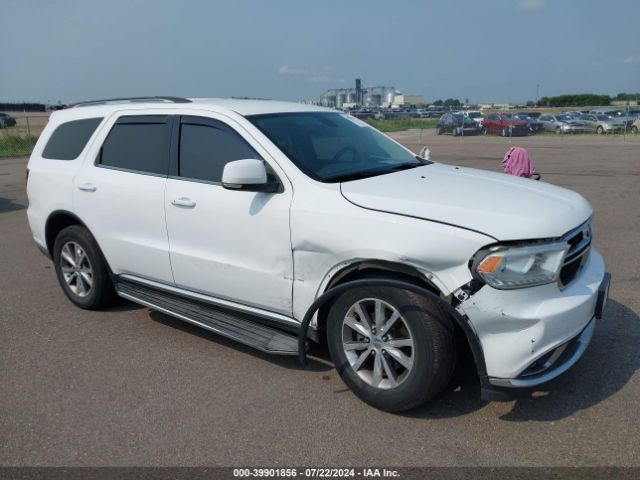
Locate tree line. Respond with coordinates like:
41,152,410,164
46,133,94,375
537,92,639,107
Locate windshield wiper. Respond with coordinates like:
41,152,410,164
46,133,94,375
322,170,386,183
323,162,425,183
387,161,424,171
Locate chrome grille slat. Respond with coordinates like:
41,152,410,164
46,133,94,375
558,221,592,288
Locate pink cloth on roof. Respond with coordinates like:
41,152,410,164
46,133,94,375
502,146,536,178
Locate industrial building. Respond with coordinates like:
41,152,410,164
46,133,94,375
319,79,425,108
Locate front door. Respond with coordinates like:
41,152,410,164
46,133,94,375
164,115,294,316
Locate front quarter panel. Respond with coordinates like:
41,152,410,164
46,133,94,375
289,180,494,321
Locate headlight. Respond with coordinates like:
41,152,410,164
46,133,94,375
472,242,569,289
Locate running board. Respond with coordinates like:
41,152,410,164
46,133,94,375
116,278,299,355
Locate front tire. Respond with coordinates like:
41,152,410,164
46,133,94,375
53,225,118,309
632,126,638,134
596,126,604,135
326,286,456,412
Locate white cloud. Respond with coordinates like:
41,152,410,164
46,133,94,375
518,0,545,11
277,65,307,76
624,54,640,64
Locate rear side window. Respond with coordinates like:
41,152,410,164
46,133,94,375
42,117,103,160
99,115,171,175
179,117,259,183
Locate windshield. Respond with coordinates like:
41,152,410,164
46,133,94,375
597,115,615,121
467,112,483,118
247,112,425,182
556,114,572,121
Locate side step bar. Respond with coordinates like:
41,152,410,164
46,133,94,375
116,278,299,355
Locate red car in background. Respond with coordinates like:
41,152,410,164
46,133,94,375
482,113,530,136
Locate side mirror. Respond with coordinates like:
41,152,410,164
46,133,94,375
222,159,279,193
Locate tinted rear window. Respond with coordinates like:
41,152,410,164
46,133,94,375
42,117,103,160
179,118,259,183
99,116,171,175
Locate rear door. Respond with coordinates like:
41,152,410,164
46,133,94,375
74,114,175,283
581,115,596,132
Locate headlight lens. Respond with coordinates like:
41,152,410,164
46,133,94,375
472,242,569,289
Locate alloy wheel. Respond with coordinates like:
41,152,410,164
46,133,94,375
59,241,93,297
341,298,415,389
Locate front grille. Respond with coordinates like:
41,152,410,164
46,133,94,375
559,222,591,287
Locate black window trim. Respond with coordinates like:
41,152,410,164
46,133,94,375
172,114,283,192
94,114,176,178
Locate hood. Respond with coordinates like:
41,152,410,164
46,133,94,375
340,164,592,241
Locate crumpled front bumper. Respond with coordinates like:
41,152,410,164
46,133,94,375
458,248,608,388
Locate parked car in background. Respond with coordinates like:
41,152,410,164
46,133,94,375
589,108,621,117
436,112,480,136
579,114,626,134
482,113,529,136
513,114,544,133
425,106,447,118
612,109,640,128
461,110,484,127
0,113,17,128
350,109,376,120
538,114,586,133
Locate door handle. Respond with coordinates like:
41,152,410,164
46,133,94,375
171,197,196,208
78,183,96,192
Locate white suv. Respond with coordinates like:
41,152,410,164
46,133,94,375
26,97,610,411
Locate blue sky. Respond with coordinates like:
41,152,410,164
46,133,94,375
1,0,638,104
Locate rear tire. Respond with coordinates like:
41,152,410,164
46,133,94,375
596,126,604,135
632,126,638,134
53,225,118,309
436,126,442,135
326,286,456,412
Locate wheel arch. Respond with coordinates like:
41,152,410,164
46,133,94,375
45,210,116,280
45,210,89,257
299,277,489,393
323,260,440,296
314,260,446,337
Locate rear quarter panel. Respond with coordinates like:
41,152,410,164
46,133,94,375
26,110,107,251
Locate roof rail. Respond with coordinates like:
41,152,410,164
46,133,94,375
71,96,192,108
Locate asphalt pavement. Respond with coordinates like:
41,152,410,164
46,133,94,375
1,133,639,466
